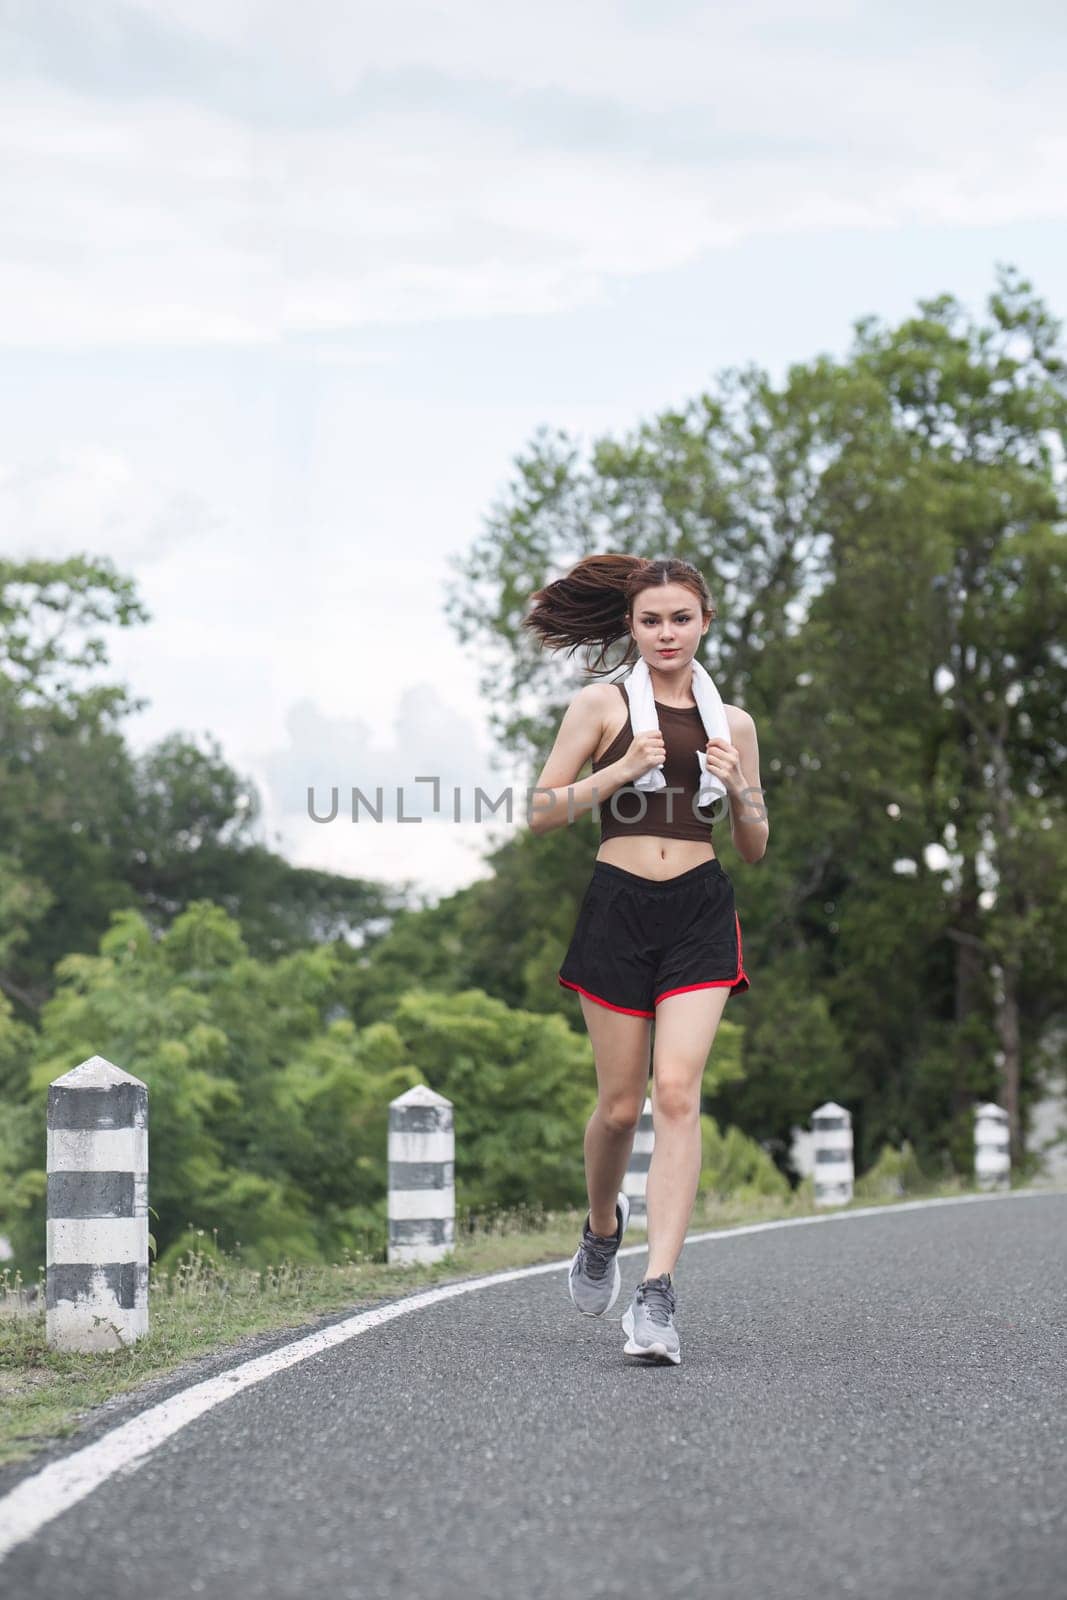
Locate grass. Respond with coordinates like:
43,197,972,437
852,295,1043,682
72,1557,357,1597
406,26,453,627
0,1173,1020,1471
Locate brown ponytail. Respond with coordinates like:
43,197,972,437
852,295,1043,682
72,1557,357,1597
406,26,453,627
521,554,716,675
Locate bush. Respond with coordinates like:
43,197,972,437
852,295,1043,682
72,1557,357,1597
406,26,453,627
698,1115,791,1200
854,1139,930,1200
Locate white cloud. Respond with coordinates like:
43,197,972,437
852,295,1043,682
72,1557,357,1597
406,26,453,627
104,0,865,99
253,685,526,901
258,687,511,824
280,808,504,905
0,447,217,562
1,2,1065,347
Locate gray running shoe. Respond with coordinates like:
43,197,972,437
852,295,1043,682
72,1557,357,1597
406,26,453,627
621,1271,681,1365
568,1192,630,1316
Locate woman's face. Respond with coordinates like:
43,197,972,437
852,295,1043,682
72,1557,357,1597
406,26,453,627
630,583,708,670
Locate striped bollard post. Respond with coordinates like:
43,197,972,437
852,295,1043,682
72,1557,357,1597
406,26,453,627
388,1084,454,1265
622,1096,654,1231
974,1102,1010,1191
47,1055,149,1352
812,1100,854,1207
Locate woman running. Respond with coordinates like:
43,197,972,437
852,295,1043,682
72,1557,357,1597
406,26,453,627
524,554,768,1366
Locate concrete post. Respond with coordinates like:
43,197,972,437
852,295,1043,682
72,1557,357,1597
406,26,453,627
388,1084,455,1265
46,1055,149,1352
812,1100,854,1207
622,1096,654,1231
974,1102,1011,1191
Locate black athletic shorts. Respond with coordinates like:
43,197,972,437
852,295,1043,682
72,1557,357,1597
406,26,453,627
557,858,749,1018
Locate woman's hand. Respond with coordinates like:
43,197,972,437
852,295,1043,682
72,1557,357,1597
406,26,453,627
622,730,666,781
704,736,747,797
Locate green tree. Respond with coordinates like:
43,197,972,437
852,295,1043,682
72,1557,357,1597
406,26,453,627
0,558,404,1020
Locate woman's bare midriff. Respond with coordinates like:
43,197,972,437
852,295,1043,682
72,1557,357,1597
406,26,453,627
591,687,717,882
595,835,716,879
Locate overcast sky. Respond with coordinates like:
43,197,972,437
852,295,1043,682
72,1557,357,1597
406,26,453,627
2,0,1064,900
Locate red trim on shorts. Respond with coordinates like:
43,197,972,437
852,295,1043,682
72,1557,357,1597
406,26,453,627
655,979,735,1002
557,974,655,1019
653,909,750,1007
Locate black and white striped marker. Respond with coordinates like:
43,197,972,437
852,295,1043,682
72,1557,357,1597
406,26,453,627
46,1055,149,1352
975,1102,1011,1190
622,1095,654,1229
812,1100,854,1206
387,1085,454,1265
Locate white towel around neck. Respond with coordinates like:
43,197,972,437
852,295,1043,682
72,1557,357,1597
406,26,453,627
625,655,731,804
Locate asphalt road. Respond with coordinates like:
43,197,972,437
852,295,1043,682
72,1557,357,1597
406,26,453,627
3,1193,1065,1600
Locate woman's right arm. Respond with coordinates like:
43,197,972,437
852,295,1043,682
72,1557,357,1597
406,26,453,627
527,687,662,836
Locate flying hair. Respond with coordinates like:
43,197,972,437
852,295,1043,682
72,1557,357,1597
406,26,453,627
521,554,716,676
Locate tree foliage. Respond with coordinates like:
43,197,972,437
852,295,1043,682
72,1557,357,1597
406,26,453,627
0,559,402,1020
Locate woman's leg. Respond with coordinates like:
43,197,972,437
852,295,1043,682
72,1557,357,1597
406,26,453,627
644,987,731,1278
578,994,653,1236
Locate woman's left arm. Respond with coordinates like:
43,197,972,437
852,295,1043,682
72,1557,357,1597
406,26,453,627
705,709,769,865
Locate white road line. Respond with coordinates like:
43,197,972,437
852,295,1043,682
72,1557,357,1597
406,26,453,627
0,1188,1052,1562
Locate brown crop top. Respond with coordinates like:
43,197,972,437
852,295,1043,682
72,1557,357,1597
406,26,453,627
592,681,719,844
